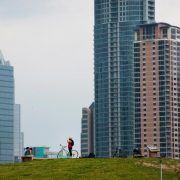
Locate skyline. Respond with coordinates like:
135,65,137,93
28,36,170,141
0,0,179,152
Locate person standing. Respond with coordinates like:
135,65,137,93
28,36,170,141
67,137,74,157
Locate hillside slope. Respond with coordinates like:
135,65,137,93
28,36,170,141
0,158,179,180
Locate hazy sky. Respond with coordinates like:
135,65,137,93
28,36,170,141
0,0,179,152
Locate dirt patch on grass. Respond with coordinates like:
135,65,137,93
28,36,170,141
136,161,180,173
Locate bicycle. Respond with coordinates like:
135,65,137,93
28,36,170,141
57,144,79,158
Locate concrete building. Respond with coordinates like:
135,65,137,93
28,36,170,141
20,132,24,157
134,23,180,159
94,0,155,157
0,51,14,163
14,104,23,162
81,103,94,157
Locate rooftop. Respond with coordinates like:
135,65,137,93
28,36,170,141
138,22,180,30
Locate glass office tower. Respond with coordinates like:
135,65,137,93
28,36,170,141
0,52,14,163
94,0,155,157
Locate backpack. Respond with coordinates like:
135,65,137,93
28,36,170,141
71,139,74,146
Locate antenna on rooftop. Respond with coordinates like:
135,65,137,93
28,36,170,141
0,50,10,65
0,50,5,65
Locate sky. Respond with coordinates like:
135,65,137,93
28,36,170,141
0,0,179,153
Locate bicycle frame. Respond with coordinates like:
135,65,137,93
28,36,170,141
57,144,79,158
57,144,69,158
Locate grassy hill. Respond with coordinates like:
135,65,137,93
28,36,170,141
0,158,179,180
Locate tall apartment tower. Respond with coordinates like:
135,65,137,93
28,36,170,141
0,51,15,163
94,0,155,157
134,23,180,159
81,103,94,157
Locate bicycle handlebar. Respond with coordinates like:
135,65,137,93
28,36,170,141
59,144,67,148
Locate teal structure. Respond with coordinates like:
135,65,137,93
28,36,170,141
32,147,49,158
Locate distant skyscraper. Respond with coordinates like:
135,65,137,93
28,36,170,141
134,23,180,159
94,0,155,157
81,103,94,157
0,51,14,163
20,132,24,157
14,104,23,162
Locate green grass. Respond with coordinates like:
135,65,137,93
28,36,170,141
0,158,179,180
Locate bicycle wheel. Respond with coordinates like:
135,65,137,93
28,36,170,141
57,150,68,158
72,150,79,158
67,150,78,158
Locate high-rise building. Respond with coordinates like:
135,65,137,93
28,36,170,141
20,132,24,157
94,0,155,157
81,103,94,157
14,104,23,162
0,51,14,163
134,23,180,159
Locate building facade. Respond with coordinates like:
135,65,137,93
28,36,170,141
14,104,23,162
20,132,24,157
0,51,15,163
81,103,94,157
134,23,180,159
94,0,155,157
